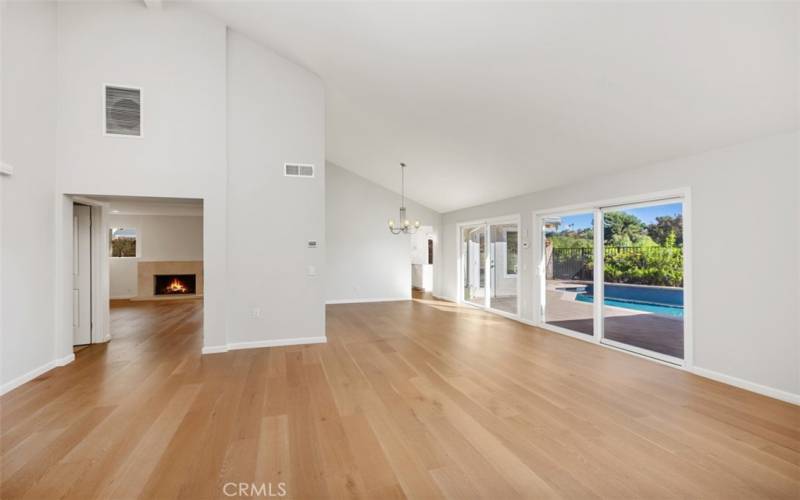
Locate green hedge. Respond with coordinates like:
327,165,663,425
600,246,683,287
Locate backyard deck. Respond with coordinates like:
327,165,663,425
545,280,684,359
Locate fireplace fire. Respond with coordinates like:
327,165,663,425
154,274,196,296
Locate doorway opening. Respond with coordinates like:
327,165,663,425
412,226,435,296
66,195,204,355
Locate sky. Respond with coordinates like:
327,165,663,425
556,202,682,231
111,227,136,238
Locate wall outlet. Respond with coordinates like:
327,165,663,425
252,307,261,318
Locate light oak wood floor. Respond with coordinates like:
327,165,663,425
1,297,798,499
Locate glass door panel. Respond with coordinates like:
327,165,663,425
542,212,594,336
489,222,519,315
601,201,684,360
462,225,486,307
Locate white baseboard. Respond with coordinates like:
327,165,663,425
201,345,229,354
110,295,136,300
432,295,456,303
0,353,75,396
690,366,799,406
202,336,327,355
56,353,76,366
228,336,327,351
326,297,410,305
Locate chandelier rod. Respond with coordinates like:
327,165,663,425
400,162,406,210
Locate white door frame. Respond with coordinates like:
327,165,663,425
456,214,522,320
533,188,692,368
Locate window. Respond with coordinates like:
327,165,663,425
505,229,518,276
427,239,434,265
110,228,137,257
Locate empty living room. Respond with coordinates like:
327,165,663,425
1,1,798,499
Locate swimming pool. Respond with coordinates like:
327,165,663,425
563,283,684,318
574,293,684,318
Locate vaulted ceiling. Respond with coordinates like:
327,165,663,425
191,1,798,213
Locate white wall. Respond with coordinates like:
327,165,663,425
225,31,325,346
54,1,228,355
441,131,800,400
108,214,203,298
0,0,60,391
1,1,330,388
326,162,442,302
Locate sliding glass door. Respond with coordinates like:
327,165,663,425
460,217,520,316
538,197,686,364
601,201,684,361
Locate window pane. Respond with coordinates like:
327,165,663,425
462,225,485,306
543,212,594,336
110,227,137,257
506,231,518,275
602,202,684,359
489,222,518,315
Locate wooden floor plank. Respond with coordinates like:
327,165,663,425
0,296,797,499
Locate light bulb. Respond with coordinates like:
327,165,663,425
414,220,420,228
388,220,395,227
404,220,410,227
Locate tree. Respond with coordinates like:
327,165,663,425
647,215,683,246
603,212,647,246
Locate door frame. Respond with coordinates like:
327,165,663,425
456,213,522,319
533,188,693,368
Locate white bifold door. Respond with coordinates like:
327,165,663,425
73,203,92,346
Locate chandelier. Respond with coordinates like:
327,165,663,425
388,163,421,235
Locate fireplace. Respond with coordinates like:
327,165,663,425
154,274,197,296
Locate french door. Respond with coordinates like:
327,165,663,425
538,197,686,365
460,217,520,317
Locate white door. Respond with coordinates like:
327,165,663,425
73,204,92,345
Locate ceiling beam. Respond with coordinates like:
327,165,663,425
142,0,162,9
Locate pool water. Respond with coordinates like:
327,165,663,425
575,293,684,318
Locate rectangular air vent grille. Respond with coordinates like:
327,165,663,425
284,163,315,178
105,85,142,137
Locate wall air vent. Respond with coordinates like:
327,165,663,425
104,85,142,137
284,163,315,178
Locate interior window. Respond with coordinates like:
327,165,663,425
110,227,137,257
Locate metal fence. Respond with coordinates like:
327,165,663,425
549,247,593,280
548,246,682,282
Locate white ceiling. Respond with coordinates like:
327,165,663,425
189,1,798,213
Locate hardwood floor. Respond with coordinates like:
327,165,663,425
2,297,799,499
